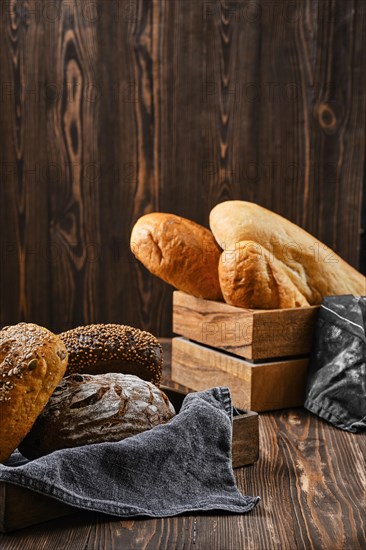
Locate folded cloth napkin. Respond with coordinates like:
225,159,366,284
0,387,260,518
305,295,366,433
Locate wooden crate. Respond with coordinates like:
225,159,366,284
171,337,309,412
0,483,74,533
173,291,319,361
0,387,258,533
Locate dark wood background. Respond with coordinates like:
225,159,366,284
0,0,365,336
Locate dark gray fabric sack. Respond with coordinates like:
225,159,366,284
305,295,366,433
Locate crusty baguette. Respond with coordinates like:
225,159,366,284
131,213,223,300
0,323,68,463
210,201,365,307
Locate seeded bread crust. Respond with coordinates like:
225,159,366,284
19,373,176,459
0,323,68,463
59,324,163,386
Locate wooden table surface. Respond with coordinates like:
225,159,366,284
1,341,365,550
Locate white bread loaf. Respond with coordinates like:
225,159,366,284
218,240,311,309
210,201,365,308
130,213,223,300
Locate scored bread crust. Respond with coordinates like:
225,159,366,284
130,213,223,300
0,323,68,463
210,201,366,307
59,324,163,386
19,373,176,459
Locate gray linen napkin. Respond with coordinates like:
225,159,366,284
0,387,260,518
305,295,366,433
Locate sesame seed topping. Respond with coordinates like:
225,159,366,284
0,323,68,403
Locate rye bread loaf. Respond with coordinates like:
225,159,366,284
59,324,163,386
0,323,68,463
210,201,366,308
19,373,176,459
130,213,223,300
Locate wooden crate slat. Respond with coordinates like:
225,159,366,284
0,483,74,533
173,291,319,360
171,337,309,412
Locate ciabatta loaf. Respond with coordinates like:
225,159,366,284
210,201,365,308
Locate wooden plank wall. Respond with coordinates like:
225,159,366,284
0,0,365,336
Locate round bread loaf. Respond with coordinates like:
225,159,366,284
0,323,68,463
58,324,163,386
19,373,176,459
130,213,223,300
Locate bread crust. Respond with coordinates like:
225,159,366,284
210,201,366,307
59,324,163,386
0,323,68,463
19,373,175,459
219,241,310,309
130,213,223,300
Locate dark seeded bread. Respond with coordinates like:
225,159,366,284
58,324,163,386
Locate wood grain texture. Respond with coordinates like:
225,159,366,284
0,0,50,327
173,290,319,360
45,1,101,332
0,341,364,549
0,484,73,533
304,0,366,265
97,0,172,335
171,337,309,411
231,410,259,468
0,0,365,335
